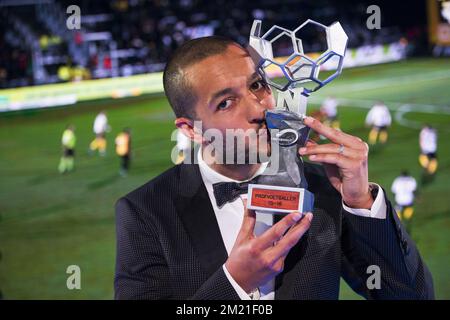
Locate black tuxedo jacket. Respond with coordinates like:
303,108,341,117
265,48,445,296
114,162,434,299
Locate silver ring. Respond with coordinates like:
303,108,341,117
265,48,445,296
338,144,345,155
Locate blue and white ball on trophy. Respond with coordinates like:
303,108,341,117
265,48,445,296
246,19,348,214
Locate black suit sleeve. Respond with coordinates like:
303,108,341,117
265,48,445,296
190,268,241,300
340,187,434,299
114,197,240,300
114,197,172,299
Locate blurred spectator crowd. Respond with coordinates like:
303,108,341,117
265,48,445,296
0,0,422,89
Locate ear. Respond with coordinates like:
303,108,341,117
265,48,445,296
175,117,205,145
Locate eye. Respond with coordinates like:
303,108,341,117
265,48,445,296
217,99,233,110
250,79,267,91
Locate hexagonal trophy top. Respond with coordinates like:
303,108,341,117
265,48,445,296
248,19,348,95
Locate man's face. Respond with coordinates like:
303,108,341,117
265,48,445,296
185,45,276,163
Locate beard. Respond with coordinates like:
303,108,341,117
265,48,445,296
217,127,271,165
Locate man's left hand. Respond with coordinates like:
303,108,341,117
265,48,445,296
299,116,374,209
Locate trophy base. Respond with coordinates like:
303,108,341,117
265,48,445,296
246,184,314,214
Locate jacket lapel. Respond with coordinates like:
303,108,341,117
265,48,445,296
175,163,229,279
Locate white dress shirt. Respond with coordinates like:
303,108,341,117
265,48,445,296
197,147,387,300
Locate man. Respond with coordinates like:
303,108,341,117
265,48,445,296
89,110,109,156
320,96,340,130
115,36,433,299
365,101,392,145
419,124,438,176
391,171,417,234
115,128,131,177
58,124,76,174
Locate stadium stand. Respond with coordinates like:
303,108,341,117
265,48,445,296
1,0,425,88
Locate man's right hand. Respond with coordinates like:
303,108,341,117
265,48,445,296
225,200,313,294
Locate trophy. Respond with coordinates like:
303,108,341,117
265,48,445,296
246,19,348,214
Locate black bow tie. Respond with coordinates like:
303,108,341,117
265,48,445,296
213,181,254,208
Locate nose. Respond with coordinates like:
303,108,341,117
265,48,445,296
245,90,273,125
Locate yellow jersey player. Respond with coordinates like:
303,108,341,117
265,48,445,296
58,124,76,174
115,128,131,177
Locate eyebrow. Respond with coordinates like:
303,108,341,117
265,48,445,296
247,71,261,85
208,71,261,106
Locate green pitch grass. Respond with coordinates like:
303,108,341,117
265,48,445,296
0,58,449,299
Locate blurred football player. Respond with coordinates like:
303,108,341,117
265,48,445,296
58,124,76,174
320,96,340,130
365,101,392,145
308,109,327,142
89,110,110,156
391,170,417,233
175,128,192,164
419,124,438,175
115,128,131,177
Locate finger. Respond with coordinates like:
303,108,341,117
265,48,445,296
303,116,360,147
256,211,304,250
299,143,360,159
308,153,356,169
305,139,318,147
268,212,313,261
235,198,256,244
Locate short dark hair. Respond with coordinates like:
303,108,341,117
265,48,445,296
163,36,241,119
